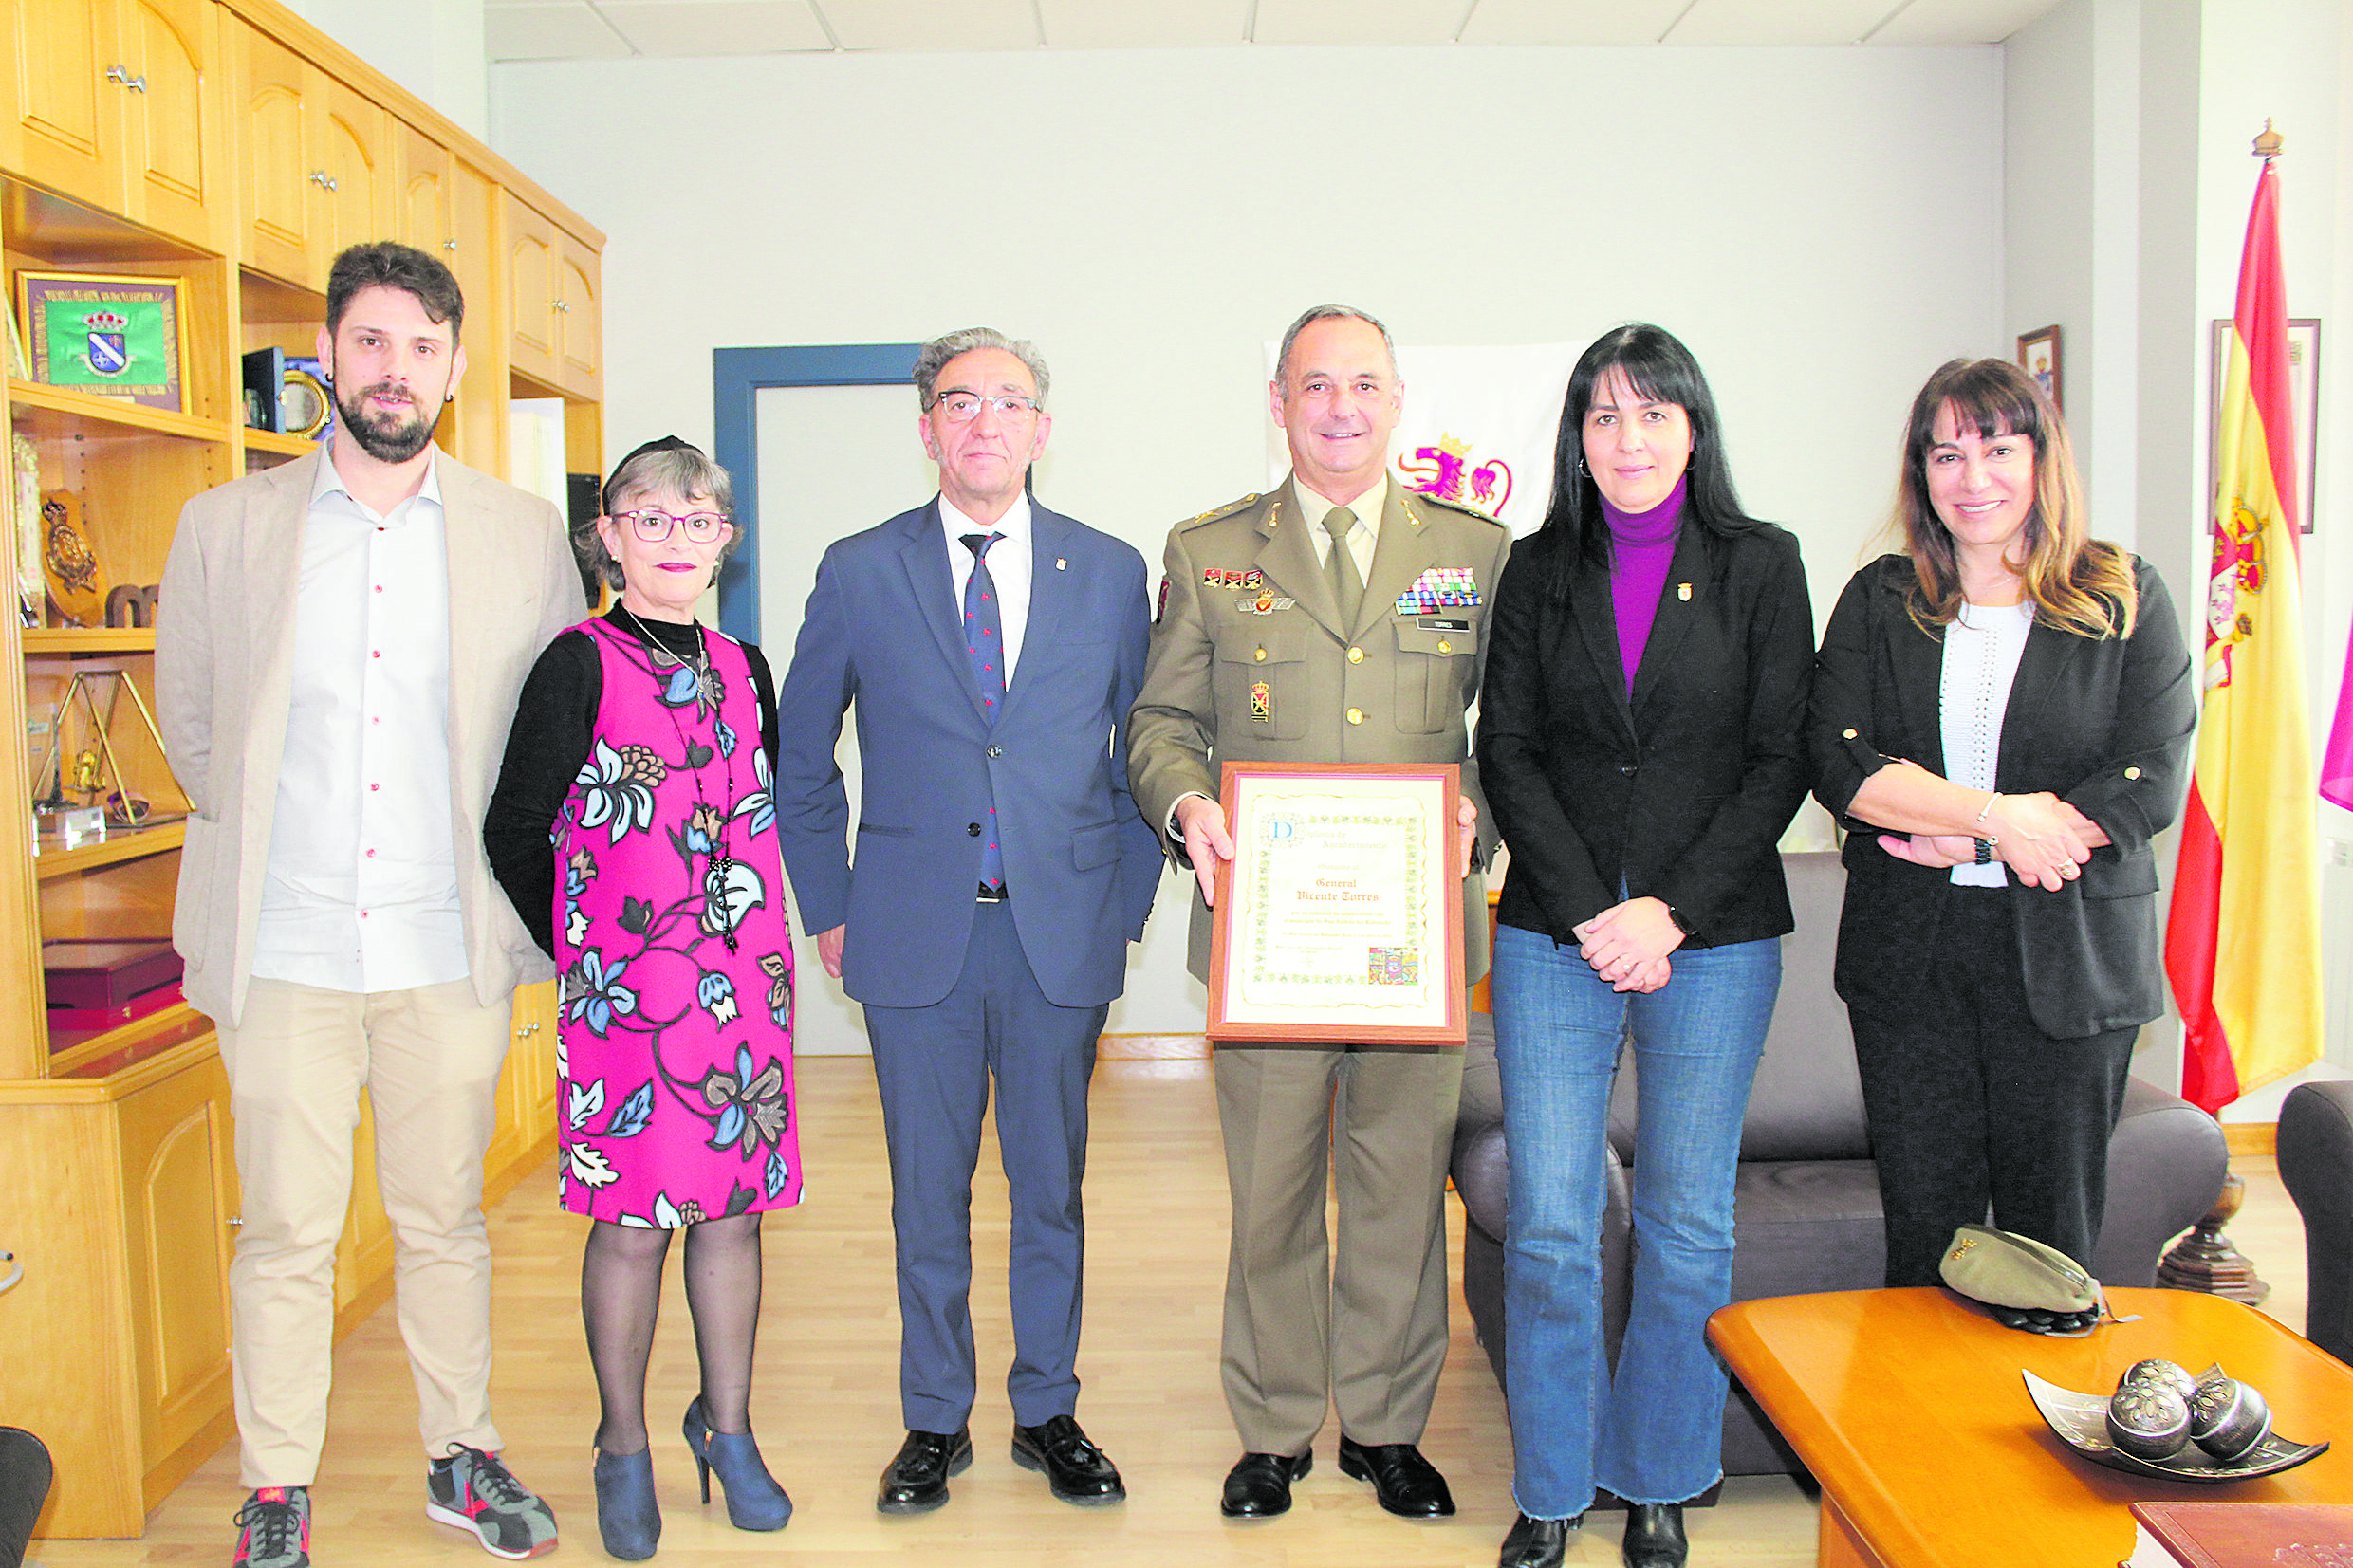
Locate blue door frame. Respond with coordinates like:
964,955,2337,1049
710,342,922,642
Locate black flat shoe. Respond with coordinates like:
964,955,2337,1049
1219,1450,1311,1518
1500,1511,1583,1568
1622,1502,1688,1568
876,1428,972,1515
1010,1414,1125,1505
1335,1436,1455,1518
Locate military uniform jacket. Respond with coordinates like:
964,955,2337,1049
1128,477,1511,980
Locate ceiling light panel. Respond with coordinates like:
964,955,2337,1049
1251,0,1462,46
1037,0,1246,47
815,0,1040,49
486,1,634,60
598,1,833,54
1457,0,1693,46
1663,0,1897,45
1865,0,2067,45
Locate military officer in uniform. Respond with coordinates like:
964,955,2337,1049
1128,304,1509,1522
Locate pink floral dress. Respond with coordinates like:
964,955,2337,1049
551,618,802,1225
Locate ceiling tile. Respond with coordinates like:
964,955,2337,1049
1663,0,1895,46
814,0,1038,50
1865,0,2066,45
1458,0,1690,46
600,1,833,55
486,2,633,60
1038,0,1245,47
1251,0,1462,46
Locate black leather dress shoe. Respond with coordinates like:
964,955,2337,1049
876,1428,973,1515
1499,1510,1582,1568
1621,1502,1688,1568
1335,1437,1455,1518
1218,1450,1311,1518
1010,1414,1125,1505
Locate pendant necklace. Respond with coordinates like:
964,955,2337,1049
618,606,740,952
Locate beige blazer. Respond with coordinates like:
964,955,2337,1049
1127,477,1511,980
156,447,583,1027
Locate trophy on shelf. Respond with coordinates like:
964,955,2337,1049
29,667,181,851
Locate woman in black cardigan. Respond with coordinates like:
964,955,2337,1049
1476,324,1813,1568
1807,358,2195,1294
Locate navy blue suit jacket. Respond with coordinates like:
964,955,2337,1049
774,500,1162,1009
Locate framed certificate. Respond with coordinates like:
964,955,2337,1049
1207,761,1466,1045
17,271,186,412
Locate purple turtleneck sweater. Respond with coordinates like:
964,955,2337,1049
1605,476,1686,694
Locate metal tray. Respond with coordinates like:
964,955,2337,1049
2022,1368,2329,1483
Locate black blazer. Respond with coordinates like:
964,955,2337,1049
1476,522,1814,950
1806,553,2195,1039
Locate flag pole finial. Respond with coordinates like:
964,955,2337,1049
2253,119,2284,158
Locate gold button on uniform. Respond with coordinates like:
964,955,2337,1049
1347,647,1363,664
1346,708,1364,726
1438,639,1453,654
1254,647,1267,662
2124,766,2141,779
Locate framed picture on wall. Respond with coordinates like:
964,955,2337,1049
16,272,186,412
2208,318,2320,534
2016,324,2063,413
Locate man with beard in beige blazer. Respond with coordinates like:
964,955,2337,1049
1128,305,1509,1523
157,242,580,1568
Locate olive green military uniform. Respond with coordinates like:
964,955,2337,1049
1128,476,1510,1456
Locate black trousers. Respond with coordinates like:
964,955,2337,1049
1846,882,2137,1287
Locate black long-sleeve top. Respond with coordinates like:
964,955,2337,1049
485,605,778,958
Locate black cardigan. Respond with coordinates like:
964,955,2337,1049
1474,522,1815,950
1806,553,2195,1039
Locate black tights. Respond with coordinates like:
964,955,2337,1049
580,1213,765,1455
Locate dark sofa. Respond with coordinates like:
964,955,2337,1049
1451,850,2232,1476
2278,1079,2353,1365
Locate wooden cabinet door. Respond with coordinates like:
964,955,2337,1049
237,24,312,286
315,75,389,286
397,121,452,255
119,0,220,248
504,192,560,386
4,0,126,212
555,230,601,398
116,1051,235,1476
449,157,506,474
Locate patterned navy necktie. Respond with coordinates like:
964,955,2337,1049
961,531,1006,892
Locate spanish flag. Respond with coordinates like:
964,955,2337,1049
2163,155,2324,1113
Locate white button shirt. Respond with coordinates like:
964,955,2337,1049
250,452,468,993
938,490,1033,680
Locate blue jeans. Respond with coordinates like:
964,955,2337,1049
1492,921,1780,1519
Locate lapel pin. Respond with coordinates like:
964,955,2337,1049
1055,558,1066,571
1677,582,1693,601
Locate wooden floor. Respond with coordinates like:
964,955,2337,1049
37,1058,2314,1568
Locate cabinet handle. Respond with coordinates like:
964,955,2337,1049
105,65,147,92
1,1249,21,1296
227,1214,243,1227
309,170,340,192
552,300,570,314
442,239,458,251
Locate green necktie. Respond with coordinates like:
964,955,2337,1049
1322,507,1362,624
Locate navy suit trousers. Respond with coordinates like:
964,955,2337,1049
862,899,1106,1431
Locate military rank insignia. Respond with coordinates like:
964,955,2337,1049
1202,567,1267,591
1238,593,1297,615
1250,681,1271,722
1395,566,1480,615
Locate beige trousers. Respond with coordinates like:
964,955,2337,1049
217,977,512,1487
1214,1041,1463,1455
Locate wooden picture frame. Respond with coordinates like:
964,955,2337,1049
16,271,187,413
1207,760,1466,1045
2209,317,2321,534
2017,324,2063,413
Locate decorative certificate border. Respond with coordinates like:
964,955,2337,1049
1207,761,1465,1044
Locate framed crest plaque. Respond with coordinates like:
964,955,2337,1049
17,272,187,412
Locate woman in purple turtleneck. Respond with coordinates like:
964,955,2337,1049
1475,325,1815,1568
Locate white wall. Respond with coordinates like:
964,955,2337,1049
287,0,489,138
488,42,2006,1042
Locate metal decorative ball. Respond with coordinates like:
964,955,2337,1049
2187,1376,2272,1461
2118,1359,2200,1402
2105,1384,2192,1462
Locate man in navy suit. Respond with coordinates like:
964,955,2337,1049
774,328,1161,1517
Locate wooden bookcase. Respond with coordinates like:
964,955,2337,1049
0,0,599,1538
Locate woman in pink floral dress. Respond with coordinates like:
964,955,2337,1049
487,437,798,1559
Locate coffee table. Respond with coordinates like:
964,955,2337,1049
1707,1288,2353,1568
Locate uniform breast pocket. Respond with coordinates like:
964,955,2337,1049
1393,619,1479,735
1214,623,1311,742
